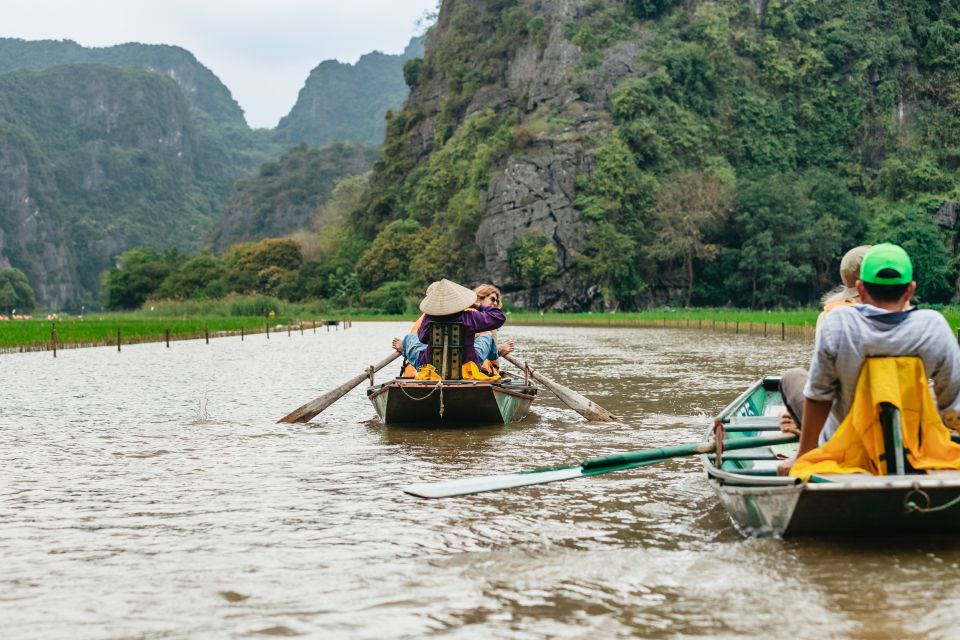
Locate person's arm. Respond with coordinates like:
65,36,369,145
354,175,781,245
797,398,832,456
461,305,505,332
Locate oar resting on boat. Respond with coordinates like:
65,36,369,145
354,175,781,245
500,353,617,422
403,433,798,498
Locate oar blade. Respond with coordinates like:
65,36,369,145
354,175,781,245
278,351,401,423
403,466,583,498
502,353,617,422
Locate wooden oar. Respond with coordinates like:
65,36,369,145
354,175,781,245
501,353,617,422
403,434,798,498
278,352,401,423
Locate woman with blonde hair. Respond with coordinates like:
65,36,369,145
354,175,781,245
472,284,514,374
391,281,513,378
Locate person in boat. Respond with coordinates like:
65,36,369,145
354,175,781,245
779,245,872,436
471,284,515,375
393,279,506,379
777,243,960,475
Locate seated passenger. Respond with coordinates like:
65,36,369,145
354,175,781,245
777,243,960,475
393,283,515,377
780,245,871,436
393,279,506,379
472,284,514,375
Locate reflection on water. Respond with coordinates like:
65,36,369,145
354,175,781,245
2,322,959,639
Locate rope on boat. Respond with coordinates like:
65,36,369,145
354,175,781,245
712,418,726,467
904,483,960,514
397,381,445,418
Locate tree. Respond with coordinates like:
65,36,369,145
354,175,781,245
100,247,182,310
508,232,561,295
648,170,732,306
868,203,955,303
154,253,226,300
0,268,37,311
354,219,429,289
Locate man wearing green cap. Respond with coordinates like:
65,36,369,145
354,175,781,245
778,243,960,475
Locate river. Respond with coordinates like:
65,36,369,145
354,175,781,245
2,322,959,639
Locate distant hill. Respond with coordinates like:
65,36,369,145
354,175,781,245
0,38,247,125
210,142,376,251
0,36,422,309
0,64,240,307
274,37,424,147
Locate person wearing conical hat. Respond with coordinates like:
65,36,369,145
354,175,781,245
393,283,514,378
393,279,506,378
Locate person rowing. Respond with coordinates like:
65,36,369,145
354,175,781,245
392,279,507,380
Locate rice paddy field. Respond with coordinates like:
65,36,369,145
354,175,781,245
4,306,959,352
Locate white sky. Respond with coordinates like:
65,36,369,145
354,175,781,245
1,0,438,128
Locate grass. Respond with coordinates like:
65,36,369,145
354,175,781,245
4,305,960,351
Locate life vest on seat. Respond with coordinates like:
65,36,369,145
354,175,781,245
790,357,960,481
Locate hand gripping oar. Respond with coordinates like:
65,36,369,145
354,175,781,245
278,351,401,423
403,434,798,498
501,353,616,422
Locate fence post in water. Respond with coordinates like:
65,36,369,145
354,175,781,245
736,321,740,334
313,320,316,333
287,324,291,337
240,326,244,342
266,319,270,339
781,322,785,341
165,327,171,348
205,322,209,344
764,322,767,337
117,327,121,352
51,325,57,358
300,321,304,335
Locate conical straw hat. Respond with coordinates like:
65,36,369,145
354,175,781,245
419,279,476,316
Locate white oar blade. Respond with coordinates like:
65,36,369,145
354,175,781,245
403,467,583,498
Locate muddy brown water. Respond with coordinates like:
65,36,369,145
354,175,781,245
2,322,959,639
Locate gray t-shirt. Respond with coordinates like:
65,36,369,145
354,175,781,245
804,304,960,444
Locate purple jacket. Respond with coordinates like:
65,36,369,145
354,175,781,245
416,305,505,367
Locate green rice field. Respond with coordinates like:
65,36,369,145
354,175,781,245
3,306,959,352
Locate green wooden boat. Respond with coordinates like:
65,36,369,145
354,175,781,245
366,378,537,425
705,378,960,536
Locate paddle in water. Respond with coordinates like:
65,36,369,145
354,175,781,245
501,353,617,422
403,433,798,498
278,351,401,423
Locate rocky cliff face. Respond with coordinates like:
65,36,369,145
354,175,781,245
275,37,425,147
0,126,80,307
0,38,246,125
375,0,642,309
210,142,376,251
0,65,220,308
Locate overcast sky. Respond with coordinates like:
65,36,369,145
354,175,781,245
2,0,438,128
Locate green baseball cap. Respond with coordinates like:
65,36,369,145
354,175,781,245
860,243,913,285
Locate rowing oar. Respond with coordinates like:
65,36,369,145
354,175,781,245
501,353,616,422
403,433,798,498
278,351,401,423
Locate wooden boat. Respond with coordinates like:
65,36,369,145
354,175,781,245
366,378,537,425
704,377,960,536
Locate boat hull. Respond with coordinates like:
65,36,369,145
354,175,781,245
366,379,537,426
705,378,960,537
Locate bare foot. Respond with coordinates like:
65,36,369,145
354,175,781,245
391,337,402,353
497,340,515,357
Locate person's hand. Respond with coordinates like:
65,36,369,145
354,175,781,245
779,412,800,436
777,455,796,476
497,340,515,357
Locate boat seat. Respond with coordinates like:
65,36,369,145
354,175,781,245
428,321,463,380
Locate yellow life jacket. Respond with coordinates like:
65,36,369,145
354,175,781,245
790,357,960,481
414,361,500,381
